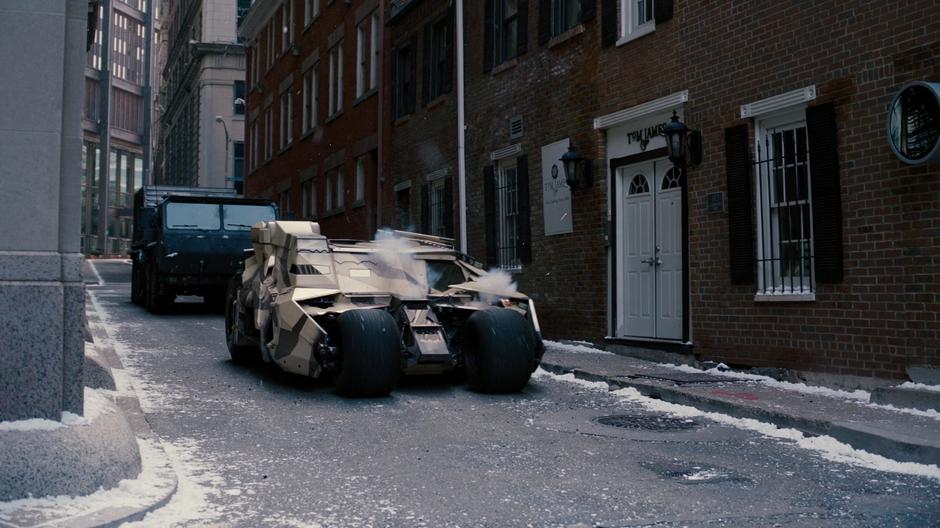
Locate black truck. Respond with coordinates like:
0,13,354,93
130,186,277,313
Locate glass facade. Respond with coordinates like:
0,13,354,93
80,140,144,256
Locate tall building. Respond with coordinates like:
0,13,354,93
239,0,383,239
154,0,247,193
81,0,156,256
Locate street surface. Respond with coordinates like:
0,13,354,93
88,260,940,527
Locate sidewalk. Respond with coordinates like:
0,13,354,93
540,343,940,467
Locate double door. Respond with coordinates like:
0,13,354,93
619,159,683,340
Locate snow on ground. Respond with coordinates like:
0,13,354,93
899,382,940,393
0,388,115,432
544,340,613,355
0,438,172,526
534,368,940,482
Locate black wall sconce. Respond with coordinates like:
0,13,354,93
560,145,593,189
663,111,703,166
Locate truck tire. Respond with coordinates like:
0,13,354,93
131,260,144,306
334,309,401,397
462,309,537,394
225,275,260,364
145,263,172,313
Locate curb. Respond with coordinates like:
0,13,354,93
541,361,940,467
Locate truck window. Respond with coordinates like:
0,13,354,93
165,203,221,230
222,204,277,231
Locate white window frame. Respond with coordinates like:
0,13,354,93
279,90,292,149
355,156,366,202
356,22,367,98
281,2,292,53
618,0,656,46
302,65,318,132
328,43,344,116
495,158,520,271
753,108,816,301
369,12,379,90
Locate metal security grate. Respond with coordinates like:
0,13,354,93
594,415,699,432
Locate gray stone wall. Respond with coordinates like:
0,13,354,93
0,0,88,420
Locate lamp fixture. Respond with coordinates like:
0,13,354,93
663,110,703,166
559,145,593,190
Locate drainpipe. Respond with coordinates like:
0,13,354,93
455,0,467,253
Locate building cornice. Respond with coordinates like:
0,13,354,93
239,0,281,42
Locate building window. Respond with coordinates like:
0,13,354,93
310,178,318,217
237,0,252,27
396,185,411,229
264,106,273,160
267,22,275,69
233,141,245,194
325,172,333,210
496,160,520,270
302,65,318,132
355,156,366,202
335,168,344,208
328,42,344,116
281,2,293,53
393,41,415,118
356,21,367,98
754,112,814,295
428,178,446,237
370,12,380,90
494,0,520,64
305,0,319,26
234,81,245,115
279,90,293,149
302,181,309,217
551,0,580,37
280,190,291,219
426,15,452,101
619,0,655,42
250,119,259,171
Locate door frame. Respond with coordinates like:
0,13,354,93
609,147,690,344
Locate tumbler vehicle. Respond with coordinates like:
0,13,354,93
225,221,545,396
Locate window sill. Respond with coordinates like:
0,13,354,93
303,16,319,34
301,126,320,141
754,292,816,303
321,207,345,218
351,199,365,209
277,142,293,156
616,24,655,47
325,110,344,124
353,87,377,107
426,94,448,110
394,114,412,126
548,24,585,49
491,58,519,76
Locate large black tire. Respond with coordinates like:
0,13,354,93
334,309,401,397
462,309,538,394
144,263,172,314
131,260,144,306
225,274,260,364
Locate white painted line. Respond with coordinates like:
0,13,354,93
88,260,104,286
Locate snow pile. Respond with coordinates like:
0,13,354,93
535,368,940,481
899,382,940,393
471,268,518,304
544,340,613,355
0,388,114,432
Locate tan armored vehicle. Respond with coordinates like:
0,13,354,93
225,221,544,397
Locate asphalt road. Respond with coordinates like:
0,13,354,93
87,260,940,527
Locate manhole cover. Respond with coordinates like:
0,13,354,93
594,414,699,431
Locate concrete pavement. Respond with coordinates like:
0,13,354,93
541,344,940,466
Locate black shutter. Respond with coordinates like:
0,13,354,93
601,0,617,47
443,5,454,94
408,35,417,114
654,0,673,24
725,125,754,284
538,0,551,45
484,165,498,268
421,183,430,234
517,0,528,56
806,103,843,283
516,155,532,265
483,0,494,72
580,0,595,22
422,23,431,106
443,176,454,238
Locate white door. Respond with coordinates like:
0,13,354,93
619,159,683,340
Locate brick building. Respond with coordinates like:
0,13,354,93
383,0,458,237
239,0,383,239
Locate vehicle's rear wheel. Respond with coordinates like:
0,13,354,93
226,274,260,364
462,309,537,394
144,264,172,314
334,309,401,397
131,260,144,306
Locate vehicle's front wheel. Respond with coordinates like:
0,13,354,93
144,264,172,314
226,274,260,364
334,309,401,397
131,259,144,306
462,309,537,394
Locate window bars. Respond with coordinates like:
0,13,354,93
496,166,520,270
754,123,815,294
